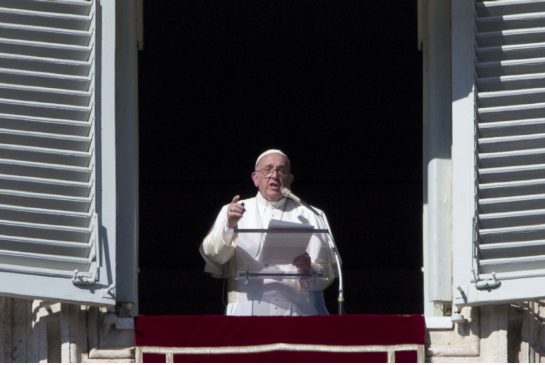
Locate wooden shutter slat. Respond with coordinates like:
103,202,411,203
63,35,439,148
0,7,92,31
0,23,92,46
0,234,90,256
0,189,91,211
480,193,545,212
0,53,91,76
0,113,91,133
479,148,545,168
477,12,545,33
0,0,91,16
479,178,545,199
480,224,545,244
479,117,545,137
478,58,545,77
0,174,91,196
478,101,545,120
0,160,92,182
0,204,91,224
480,208,545,228
480,239,545,258
0,68,91,91
478,88,545,107
478,133,545,152
480,255,545,273
477,27,545,47
0,249,92,271
0,100,91,121
0,128,92,151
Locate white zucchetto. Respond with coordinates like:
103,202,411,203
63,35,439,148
255,149,288,168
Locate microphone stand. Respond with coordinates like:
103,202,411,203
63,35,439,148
315,210,345,315
281,188,344,314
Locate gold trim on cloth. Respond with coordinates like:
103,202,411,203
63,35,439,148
135,343,425,363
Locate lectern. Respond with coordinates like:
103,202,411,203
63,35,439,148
231,222,340,315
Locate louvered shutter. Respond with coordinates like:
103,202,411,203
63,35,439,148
454,0,545,305
0,0,114,305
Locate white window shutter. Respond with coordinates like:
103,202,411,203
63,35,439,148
0,0,114,305
454,0,545,305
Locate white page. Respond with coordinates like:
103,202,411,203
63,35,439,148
259,219,313,265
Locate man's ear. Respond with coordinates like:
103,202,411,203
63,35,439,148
251,172,259,187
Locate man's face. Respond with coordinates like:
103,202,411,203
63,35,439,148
251,153,294,201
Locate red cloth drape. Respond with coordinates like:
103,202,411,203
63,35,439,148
135,314,425,363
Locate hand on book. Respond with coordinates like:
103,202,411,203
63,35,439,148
292,253,311,273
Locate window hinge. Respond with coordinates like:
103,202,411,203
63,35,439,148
72,267,98,285
103,283,115,299
472,269,501,291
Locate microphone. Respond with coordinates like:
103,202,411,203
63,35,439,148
281,187,320,216
281,187,345,314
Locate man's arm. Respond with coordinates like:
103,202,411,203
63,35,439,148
201,205,236,265
201,195,246,265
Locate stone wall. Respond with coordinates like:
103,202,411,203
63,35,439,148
427,302,545,363
0,298,134,362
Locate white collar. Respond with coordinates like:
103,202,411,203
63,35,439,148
256,192,286,209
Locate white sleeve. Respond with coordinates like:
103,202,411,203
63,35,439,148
200,205,238,266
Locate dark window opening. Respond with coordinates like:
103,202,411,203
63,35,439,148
139,0,423,315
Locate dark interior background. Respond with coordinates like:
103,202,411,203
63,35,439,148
139,0,423,315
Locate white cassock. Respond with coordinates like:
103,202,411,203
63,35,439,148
200,192,337,316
